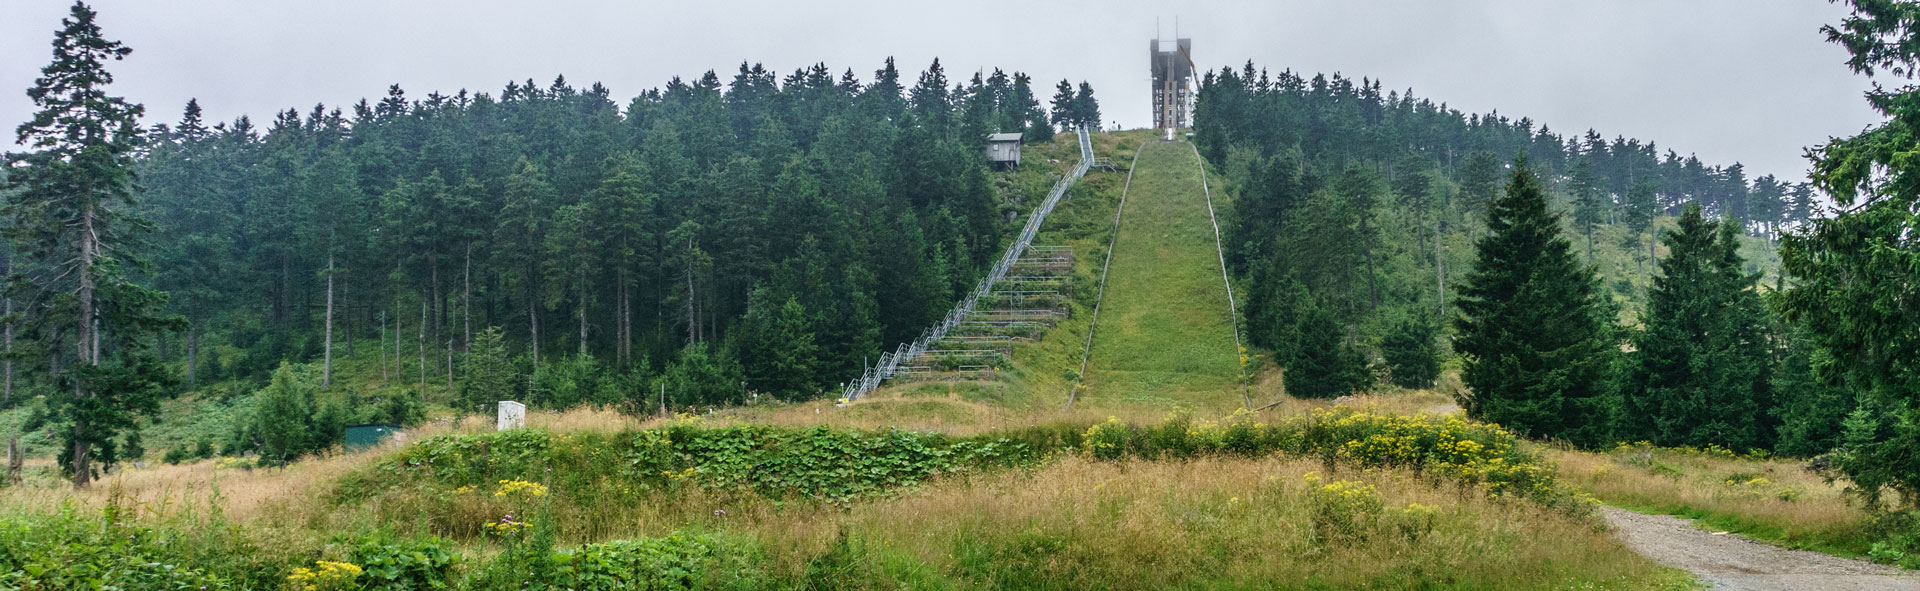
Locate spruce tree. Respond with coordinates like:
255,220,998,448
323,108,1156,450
1776,0,1920,506
1771,326,1851,457
459,327,515,416
1282,301,1370,399
1620,204,1775,450
1622,179,1658,285
3,2,181,487
1456,151,1504,223
1568,157,1604,264
1073,82,1101,129
252,363,316,466
1452,161,1615,447
1048,79,1076,130
735,286,820,400
1381,314,1441,389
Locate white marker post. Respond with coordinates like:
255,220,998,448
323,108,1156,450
497,400,526,431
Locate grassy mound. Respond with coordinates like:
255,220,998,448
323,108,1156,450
1079,140,1244,410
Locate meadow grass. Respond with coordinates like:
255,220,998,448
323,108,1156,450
1078,139,1244,411
1,410,1695,590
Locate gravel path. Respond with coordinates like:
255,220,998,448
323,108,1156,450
1604,507,1920,590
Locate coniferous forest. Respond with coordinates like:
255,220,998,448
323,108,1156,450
1194,49,1909,512
1,8,1113,467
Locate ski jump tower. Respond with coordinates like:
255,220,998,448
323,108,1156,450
1150,29,1194,137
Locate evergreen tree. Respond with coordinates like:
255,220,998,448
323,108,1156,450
658,343,739,408
1456,151,1504,222
1568,157,1604,264
1073,82,1102,129
1452,161,1615,447
1623,179,1659,283
1771,326,1852,457
2,2,182,486
734,287,819,400
1619,205,1775,450
251,363,315,466
1048,79,1076,130
1381,314,1441,389
459,327,515,415
1777,0,1920,506
1283,302,1370,399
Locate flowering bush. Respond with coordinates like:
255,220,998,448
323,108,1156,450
1305,472,1384,544
1305,408,1559,501
1396,503,1440,542
483,513,532,538
287,560,361,591
494,479,548,498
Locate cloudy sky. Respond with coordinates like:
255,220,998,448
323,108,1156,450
1,0,1880,181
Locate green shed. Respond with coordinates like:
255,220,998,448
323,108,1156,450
344,424,401,451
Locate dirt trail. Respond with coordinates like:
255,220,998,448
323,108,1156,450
1604,507,1920,590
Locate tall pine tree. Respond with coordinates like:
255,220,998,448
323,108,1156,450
1452,161,1614,447
1619,204,1775,450
3,2,181,487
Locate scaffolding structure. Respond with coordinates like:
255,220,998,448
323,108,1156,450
840,127,1093,398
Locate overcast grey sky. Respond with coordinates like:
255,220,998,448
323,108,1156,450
1,0,1880,181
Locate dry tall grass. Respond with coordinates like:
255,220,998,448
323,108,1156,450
777,456,1684,589
1552,444,1872,555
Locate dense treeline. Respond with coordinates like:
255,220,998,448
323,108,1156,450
1194,61,1836,456
1202,11,1920,537
3,2,1116,481
1195,65,1821,240
130,59,1085,410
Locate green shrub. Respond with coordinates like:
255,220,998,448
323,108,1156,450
550,533,715,590
350,537,457,591
342,406,1578,529
1867,510,1920,569
0,509,232,591
354,422,1042,507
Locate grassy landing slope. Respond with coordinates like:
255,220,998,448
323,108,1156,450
1080,140,1242,410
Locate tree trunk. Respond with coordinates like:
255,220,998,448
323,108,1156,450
73,203,98,489
1647,226,1658,296
6,437,21,486
1360,214,1380,310
394,304,402,380
344,275,353,357
686,248,697,346
432,258,442,377
4,294,11,406
528,271,541,367
419,298,427,397
323,248,335,389
579,267,589,356
1435,219,1447,319
619,266,631,368
1585,224,1595,267
279,251,290,328
378,310,387,383
464,243,472,355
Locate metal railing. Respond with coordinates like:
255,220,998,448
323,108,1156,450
840,126,1093,400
